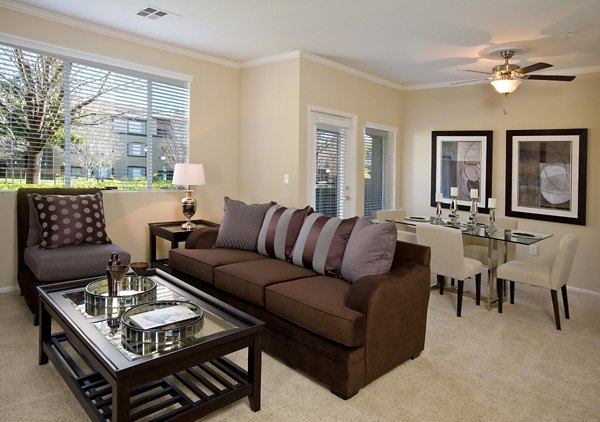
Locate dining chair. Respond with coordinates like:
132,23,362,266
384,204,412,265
376,209,417,243
417,224,482,317
496,233,579,330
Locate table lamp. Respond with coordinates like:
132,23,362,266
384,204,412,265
172,163,206,230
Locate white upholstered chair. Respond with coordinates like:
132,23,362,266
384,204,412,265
496,233,579,330
417,224,483,317
376,209,417,243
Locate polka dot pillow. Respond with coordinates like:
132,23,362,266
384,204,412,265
29,192,112,249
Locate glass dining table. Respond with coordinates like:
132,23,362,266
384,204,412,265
392,216,553,310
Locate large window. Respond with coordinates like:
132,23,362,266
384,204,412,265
364,125,396,218
0,42,190,190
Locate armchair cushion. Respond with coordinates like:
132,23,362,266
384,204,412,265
24,243,130,282
30,192,111,248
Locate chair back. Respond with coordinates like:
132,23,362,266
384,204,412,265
550,233,579,289
417,224,464,279
376,209,405,223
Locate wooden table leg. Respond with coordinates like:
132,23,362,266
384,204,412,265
38,301,50,365
248,335,262,412
112,380,131,421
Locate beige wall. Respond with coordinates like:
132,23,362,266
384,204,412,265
0,7,240,290
401,73,600,293
239,59,301,206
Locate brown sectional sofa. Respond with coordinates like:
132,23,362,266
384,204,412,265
169,226,431,399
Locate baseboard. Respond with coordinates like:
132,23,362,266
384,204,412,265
568,285,600,297
0,285,19,294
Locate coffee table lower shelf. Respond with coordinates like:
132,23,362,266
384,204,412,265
45,332,253,421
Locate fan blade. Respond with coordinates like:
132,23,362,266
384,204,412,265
518,62,553,74
451,79,488,85
525,74,576,81
459,69,491,75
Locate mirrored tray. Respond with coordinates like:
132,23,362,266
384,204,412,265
85,276,157,317
120,300,205,355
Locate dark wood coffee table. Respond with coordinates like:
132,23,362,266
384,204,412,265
38,269,264,421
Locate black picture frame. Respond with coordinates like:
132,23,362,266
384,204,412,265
430,131,493,212
506,128,587,225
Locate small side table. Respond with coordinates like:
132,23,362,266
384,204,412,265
148,220,219,271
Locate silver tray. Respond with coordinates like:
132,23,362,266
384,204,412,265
84,276,157,317
120,301,204,355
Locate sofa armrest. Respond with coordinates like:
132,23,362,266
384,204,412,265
347,260,431,383
390,240,430,268
185,227,219,249
346,241,430,313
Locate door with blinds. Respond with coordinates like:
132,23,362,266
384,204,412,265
308,110,356,218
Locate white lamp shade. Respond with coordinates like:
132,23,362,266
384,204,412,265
491,78,522,94
172,163,206,186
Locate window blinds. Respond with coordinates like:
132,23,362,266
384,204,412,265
312,113,352,218
0,42,189,190
364,127,393,218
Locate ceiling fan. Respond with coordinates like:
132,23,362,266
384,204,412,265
458,49,576,94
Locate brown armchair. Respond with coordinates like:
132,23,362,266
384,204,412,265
17,188,131,324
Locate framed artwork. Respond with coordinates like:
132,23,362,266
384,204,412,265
430,131,493,211
506,129,587,225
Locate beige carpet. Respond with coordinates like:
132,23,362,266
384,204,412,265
1,277,599,421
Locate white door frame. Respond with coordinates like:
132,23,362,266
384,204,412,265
308,105,357,217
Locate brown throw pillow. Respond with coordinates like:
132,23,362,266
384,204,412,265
30,192,112,249
213,197,275,251
290,213,357,277
257,205,314,261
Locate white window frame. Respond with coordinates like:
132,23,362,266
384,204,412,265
364,122,397,215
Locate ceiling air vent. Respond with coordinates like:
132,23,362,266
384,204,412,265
136,6,169,20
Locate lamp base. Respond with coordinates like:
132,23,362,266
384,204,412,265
181,190,197,231
181,220,197,231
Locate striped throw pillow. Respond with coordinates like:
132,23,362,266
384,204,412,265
257,205,313,261
213,197,275,251
291,213,358,277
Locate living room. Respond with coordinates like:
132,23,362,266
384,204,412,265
0,1,599,420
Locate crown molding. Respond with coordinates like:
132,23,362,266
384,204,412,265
0,0,239,69
241,50,405,91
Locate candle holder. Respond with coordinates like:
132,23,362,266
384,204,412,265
433,201,443,224
449,195,459,226
467,197,479,230
488,207,497,234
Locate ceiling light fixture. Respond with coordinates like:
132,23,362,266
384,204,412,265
491,77,522,94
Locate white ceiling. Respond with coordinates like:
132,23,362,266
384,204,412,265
5,0,600,88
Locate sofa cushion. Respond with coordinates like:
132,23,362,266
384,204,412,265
213,197,274,251
257,205,313,261
340,217,397,283
30,192,111,249
215,260,317,306
23,243,130,282
265,276,366,347
169,247,267,284
290,213,357,277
